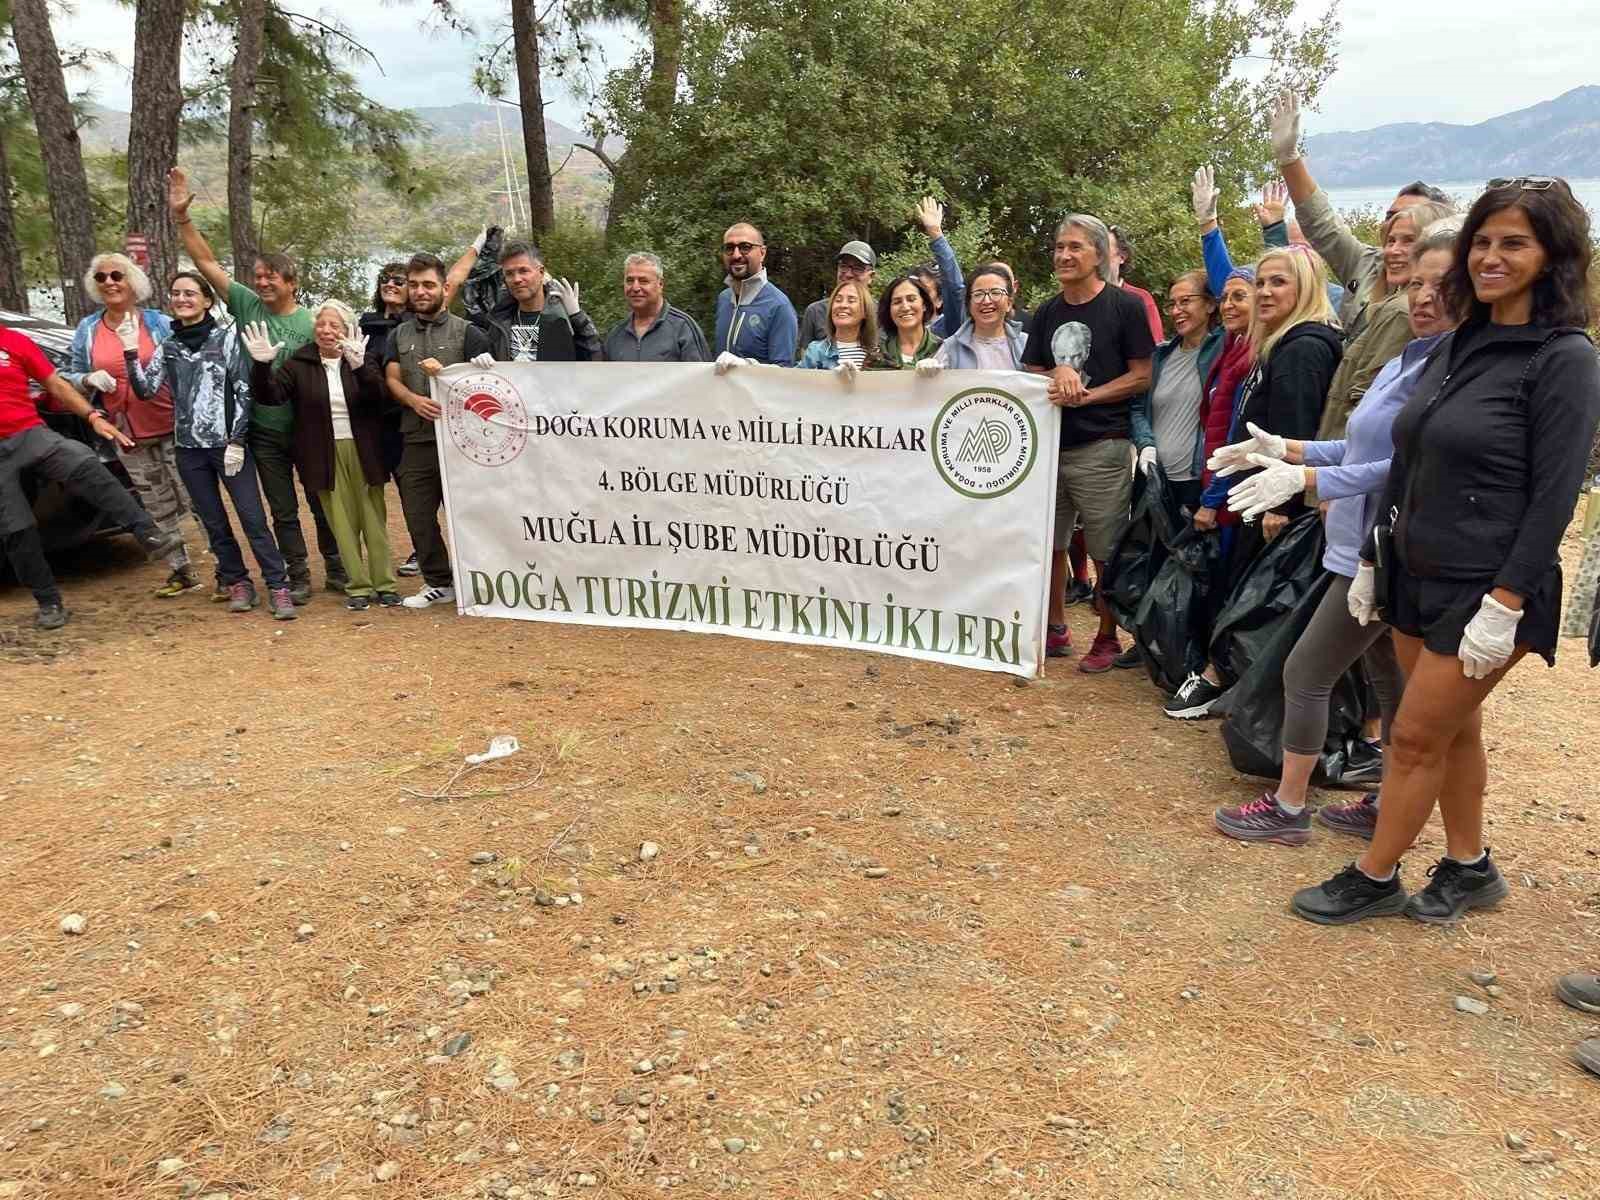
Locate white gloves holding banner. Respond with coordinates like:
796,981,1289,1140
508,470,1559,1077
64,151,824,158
223,443,245,477
914,358,942,377
1458,593,1522,679
1208,422,1287,477
713,352,753,376
1227,455,1306,520
471,352,495,368
835,360,859,384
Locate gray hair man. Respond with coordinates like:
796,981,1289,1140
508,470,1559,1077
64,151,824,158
603,252,712,362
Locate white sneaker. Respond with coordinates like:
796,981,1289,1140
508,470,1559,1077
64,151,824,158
401,585,456,609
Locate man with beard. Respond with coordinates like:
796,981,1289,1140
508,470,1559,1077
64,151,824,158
384,252,495,610
472,241,601,364
712,221,798,368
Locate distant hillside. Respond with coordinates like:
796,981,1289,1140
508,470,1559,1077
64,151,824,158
1304,85,1600,186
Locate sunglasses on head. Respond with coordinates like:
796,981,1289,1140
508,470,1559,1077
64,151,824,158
1487,176,1557,191
94,270,125,283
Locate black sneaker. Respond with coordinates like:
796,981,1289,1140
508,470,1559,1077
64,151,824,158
376,591,402,607
136,527,185,562
1112,644,1143,670
346,595,371,611
1163,672,1225,720
1065,580,1094,606
289,578,313,606
1403,852,1508,925
35,602,69,631
1340,739,1384,787
325,575,351,594
1291,863,1409,925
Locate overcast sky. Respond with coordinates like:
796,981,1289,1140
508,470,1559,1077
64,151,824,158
48,0,1599,134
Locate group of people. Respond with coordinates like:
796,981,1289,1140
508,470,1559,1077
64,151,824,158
2,91,1598,1074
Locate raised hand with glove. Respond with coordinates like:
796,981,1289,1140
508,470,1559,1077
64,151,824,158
1191,165,1220,227
553,278,581,317
115,313,141,352
1269,89,1302,166
1226,453,1309,521
1207,421,1288,477
1136,446,1160,477
240,322,282,364
1458,593,1522,679
223,443,246,477
341,330,369,369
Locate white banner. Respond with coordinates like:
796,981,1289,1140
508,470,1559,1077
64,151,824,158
433,362,1060,675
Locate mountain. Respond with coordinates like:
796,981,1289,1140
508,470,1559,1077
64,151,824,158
77,100,587,155
1304,85,1600,186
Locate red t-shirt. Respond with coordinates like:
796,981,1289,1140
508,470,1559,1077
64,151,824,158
0,326,52,439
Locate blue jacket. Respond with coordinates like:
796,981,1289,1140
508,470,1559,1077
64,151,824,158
1129,328,1225,476
925,234,966,340
1305,331,1446,577
931,318,1027,369
714,273,798,365
66,307,173,390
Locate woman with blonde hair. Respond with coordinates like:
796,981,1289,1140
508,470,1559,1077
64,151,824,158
797,278,884,377
65,251,195,592
243,299,397,610
1164,244,1343,719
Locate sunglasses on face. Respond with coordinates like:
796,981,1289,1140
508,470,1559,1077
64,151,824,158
722,241,762,255
382,277,406,287
94,270,125,283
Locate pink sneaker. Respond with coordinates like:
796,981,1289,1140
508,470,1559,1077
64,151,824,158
1078,633,1122,673
1215,792,1312,845
1046,624,1073,658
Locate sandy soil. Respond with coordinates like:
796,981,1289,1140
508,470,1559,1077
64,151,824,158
1,504,1597,1200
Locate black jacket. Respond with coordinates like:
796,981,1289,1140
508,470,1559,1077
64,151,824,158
1378,319,1600,595
471,286,601,363
251,343,389,494
1236,319,1343,516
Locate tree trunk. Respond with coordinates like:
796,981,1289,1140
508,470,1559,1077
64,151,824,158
126,0,187,291
227,0,268,273
511,0,555,234
10,0,97,320
0,116,28,311
605,0,682,238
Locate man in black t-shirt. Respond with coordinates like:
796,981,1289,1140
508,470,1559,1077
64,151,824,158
1022,213,1154,672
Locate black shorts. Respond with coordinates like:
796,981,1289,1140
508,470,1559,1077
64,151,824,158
1385,563,1563,667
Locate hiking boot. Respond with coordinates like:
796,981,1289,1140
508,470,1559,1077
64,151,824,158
1317,792,1380,840
1340,739,1384,787
227,581,258,612
1112,644,1143,670
1403,852,1508,925
1214,792,1312,846
268,587,298,621
346,595,371,611
1046,624,1073,658
154,568,201,598
1065,579,1094,606
1556,972,1600,1014
1164,672,1225,719
396,551,421,577
325,572,351,594
1291,863,1408,925
1577,1039,1600,1080
376,591,402,607
35,602,69,631
289,580,313,605
135,526,185,561
402,585,455,609
1078,633,1122,674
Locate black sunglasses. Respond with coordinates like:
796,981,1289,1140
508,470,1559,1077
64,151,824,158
94,270,125,283
381,276,406,287
1487,176,1557,191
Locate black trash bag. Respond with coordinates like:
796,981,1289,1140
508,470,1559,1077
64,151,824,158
1208,511,1327,685
460,225,507,318
1590,587,1600,668
1216,570,1369,784
1131,523,1225,694
1100,465,1184,632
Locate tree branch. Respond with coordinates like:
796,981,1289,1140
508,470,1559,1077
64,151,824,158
574,138,615,175
274,7,387,73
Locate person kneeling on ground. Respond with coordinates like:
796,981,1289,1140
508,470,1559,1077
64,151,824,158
0,324,187,628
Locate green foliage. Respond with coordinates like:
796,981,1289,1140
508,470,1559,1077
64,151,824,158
597,0,1340,320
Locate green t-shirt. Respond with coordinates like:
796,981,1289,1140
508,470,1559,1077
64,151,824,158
228,281,312,434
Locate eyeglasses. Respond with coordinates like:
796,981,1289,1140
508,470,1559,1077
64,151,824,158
94,270,125,283
970,288,1011,301
1487,177,1557,191
836,259,868,272
721,241,763,255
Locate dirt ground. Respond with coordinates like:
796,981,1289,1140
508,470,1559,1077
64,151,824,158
1,501,1597,1200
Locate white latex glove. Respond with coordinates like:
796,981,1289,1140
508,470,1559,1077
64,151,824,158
472,225,490,253
1458,593,1522,679
914,358,942,378
115,313,141,352
553,277,581,315
1347,562,1378,627
241,321,282,364
713,352,746,376
223,443,245,477
1191,164,1220,225
835,360,860,384
83,369,117,393
1137,446,1160,476
470,352,495,368
1227,454,1306,520
1207,421,1288,478
341,331,368,369
1270,89,1302,166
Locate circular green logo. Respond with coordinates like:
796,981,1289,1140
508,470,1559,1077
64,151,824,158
930,387,1038,499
